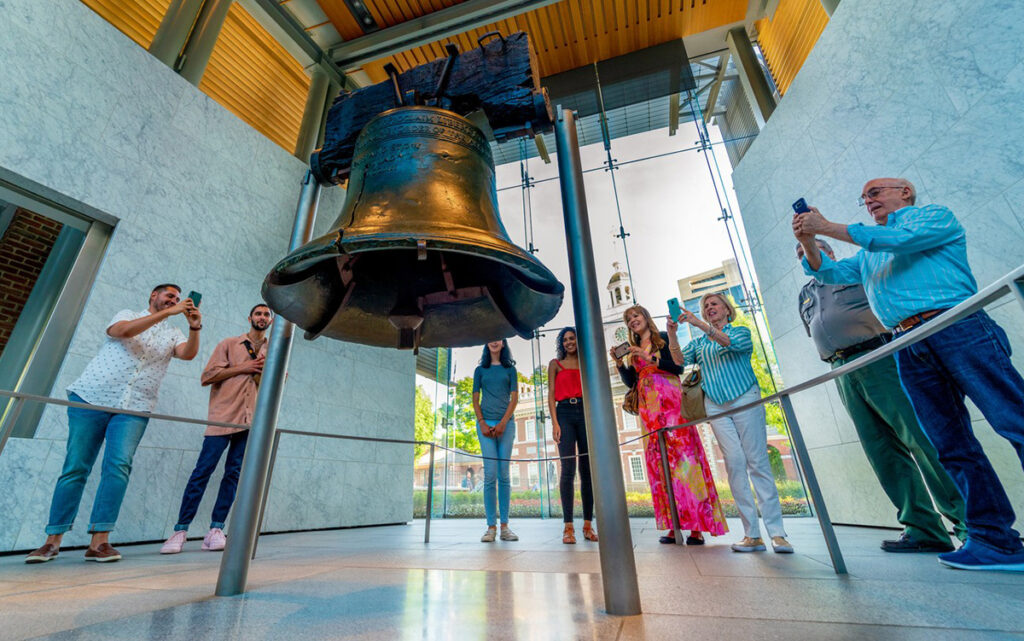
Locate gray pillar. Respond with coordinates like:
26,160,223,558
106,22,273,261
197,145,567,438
726,27,776,129
294,67,331,162
148,0,205,68
215,170,321,596
178,0,234,86
553,108,641,616
820,0,840,16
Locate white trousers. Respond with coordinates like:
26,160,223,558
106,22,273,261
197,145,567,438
705,384,786,539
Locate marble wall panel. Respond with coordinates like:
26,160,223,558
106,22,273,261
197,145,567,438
0,0,415,551
731,0,1024,527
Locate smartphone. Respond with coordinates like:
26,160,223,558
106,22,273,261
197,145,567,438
187,290,202,307
612,342,630,359
792,198,810,214
667,297,682,322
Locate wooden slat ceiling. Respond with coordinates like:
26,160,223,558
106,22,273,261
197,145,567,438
199,4,312,152
317,0,748,83
754,0,828,95
80,0,173,48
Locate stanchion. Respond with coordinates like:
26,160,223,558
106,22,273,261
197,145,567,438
251,430,282,560
657,430,684,546
779,394,847,574
425,442,436,543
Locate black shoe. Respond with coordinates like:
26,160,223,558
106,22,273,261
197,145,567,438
881,533,955,553
659,534,676,544
686,535,705,546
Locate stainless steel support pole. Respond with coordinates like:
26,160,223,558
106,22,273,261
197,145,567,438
657,430,684,546
178,0,235,86
1012,277,1024,311
554,107,641,616
778,394,847,574
819,0,840,16
251,430,282,560
725,27,777,129
216,171,321,596
294,67,331,162
424,443,436,543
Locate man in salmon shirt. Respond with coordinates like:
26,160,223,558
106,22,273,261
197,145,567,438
160,304,273,554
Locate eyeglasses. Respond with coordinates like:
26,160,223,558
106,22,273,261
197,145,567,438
858,185,903,206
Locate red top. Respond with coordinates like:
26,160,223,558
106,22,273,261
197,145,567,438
553,360,583,401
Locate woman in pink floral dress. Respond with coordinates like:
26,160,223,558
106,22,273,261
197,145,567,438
611,305,728,544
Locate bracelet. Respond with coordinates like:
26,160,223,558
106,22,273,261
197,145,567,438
189,325,202,331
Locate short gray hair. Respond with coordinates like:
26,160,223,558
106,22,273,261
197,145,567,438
795,239,834,258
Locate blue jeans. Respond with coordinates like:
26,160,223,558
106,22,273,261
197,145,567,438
174,431,249,531
46,392,149,534
895,311,1024,553
477,419,515,527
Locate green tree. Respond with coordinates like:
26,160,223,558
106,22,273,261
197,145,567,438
730,305,787,435
413,385,435,458
438,376,482,454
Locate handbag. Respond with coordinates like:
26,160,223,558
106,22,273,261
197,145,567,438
680,366,706,421
622,385,640,416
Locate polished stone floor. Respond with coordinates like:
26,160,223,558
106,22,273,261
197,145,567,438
1,518,1022,640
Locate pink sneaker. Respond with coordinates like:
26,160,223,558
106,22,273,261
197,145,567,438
202,528,226,551
160,530,187,554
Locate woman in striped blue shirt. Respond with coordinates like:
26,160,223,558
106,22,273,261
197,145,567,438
668,293,793,554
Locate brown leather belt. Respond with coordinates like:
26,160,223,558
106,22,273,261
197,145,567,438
893,309,945,334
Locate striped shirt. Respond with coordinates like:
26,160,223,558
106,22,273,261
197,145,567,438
802,204,978,328
680,324,758,404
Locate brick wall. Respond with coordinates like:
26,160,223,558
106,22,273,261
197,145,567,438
0,209,63,357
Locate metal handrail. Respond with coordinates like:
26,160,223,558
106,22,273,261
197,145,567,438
0,263,1021,572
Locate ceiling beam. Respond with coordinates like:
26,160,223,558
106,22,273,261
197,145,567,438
703,52,731,124
329,0,563,70
244,0,354,88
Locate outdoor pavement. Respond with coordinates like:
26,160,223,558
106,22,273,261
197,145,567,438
1,518,1022,640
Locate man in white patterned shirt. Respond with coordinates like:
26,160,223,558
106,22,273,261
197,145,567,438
25,284,202,564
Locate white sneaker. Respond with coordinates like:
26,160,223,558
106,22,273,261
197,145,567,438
500,527,519,541
481,527,497,543
160,530,187,554
731,536,766,552
202,528,227,551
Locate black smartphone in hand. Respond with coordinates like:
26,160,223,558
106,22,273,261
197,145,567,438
612,342,630,359
792,198,810,214
187,290,202,307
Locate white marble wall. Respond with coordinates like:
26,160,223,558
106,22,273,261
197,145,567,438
731,0,1024,528
0,0,415,551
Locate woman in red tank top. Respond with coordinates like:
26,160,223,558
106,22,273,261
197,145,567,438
547,327,597,544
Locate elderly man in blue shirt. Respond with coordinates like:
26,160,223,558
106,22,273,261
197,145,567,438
792,177,1024,572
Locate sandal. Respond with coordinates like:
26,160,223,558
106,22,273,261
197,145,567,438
582,524,598,542
562,524,576,544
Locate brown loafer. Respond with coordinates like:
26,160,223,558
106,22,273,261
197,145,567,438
25,543,59,564
84,543,122,563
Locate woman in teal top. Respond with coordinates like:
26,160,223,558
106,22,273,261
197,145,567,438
668,293,794,555
472,339,519,543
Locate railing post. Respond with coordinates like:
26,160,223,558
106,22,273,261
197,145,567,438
425,442,436,543
778,394,847,574
657,429,685,546
251,430,282,560
216,171,321,596
0,397,27,458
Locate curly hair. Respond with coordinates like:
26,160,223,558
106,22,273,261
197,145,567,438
478,339,516,369
554,327,577,360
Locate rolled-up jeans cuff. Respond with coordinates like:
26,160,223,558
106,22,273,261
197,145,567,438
210,521,225,530
45,524,72,535
174,524,189,532
88,522,115,533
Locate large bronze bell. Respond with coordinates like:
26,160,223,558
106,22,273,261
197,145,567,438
262,106,564,350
